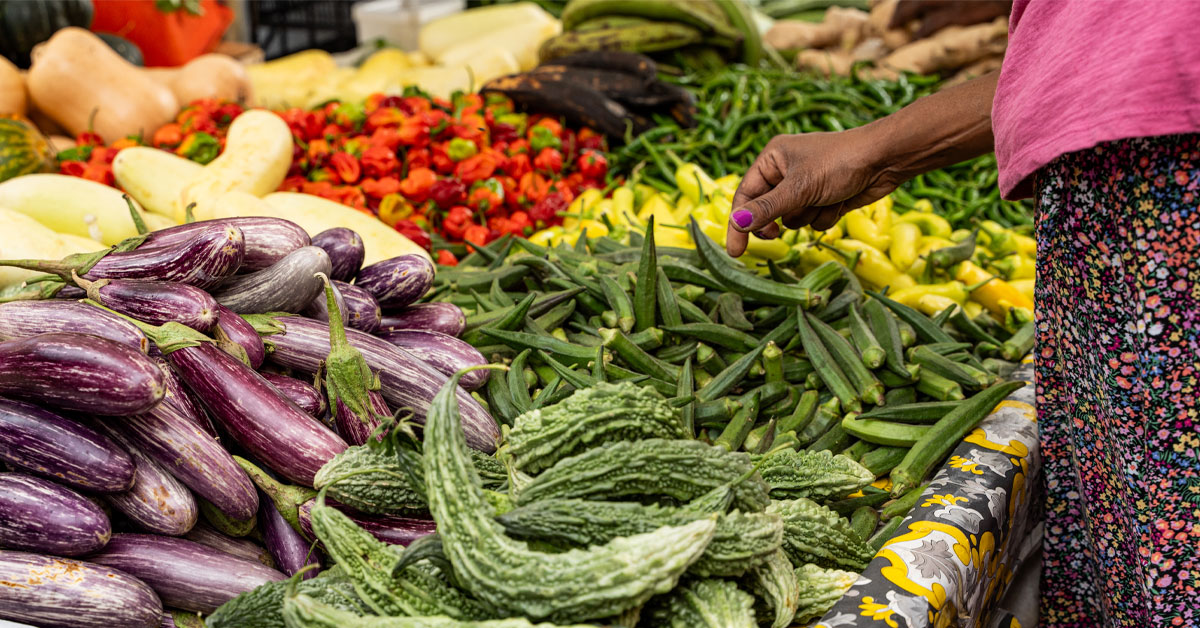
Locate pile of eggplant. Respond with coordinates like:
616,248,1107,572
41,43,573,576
0,219,494,628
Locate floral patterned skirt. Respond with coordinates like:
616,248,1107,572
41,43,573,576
1036,133,1200,627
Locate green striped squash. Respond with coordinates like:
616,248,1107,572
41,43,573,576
0,118,55,183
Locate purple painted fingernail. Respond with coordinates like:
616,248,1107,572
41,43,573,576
732,210,754,228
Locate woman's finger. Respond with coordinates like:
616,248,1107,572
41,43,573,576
755,222,782,240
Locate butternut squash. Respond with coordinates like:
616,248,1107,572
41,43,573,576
176,109,292,222
145,54,254,106
0,58,25,118
113,146,202,218
27,28,178,143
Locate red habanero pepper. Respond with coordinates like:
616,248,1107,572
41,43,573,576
336,187,369,212
528,190,568,228
177,132,221,165
462,224,490,251
533,147,563,174
368,127,402,151
59,160,86,177
519,171,551,206
442,205,473,240
576,150,608,180
361,176,402,199
151,123,182,148
468,178,505,214
456,113,486,142
446,137,477,162
506,138,530,156
308,138,332,165
577,127,606,151
394,219,433,251
407,147,432,171
528,125,560,153
216,103,244,124
508,210,532,236
455,152,497,184
280,176,308,192
366,107,405,132
81,162,114,186
403,96,431,113
110,137,139,151
302,180,335,196
530,117,563,140
436,249,458,266
399,168,437,203
360,145,400,178
431,144,456,174
499,176,522,211
321,123,343,138
429,178,468,209
330,152,362,184
505,153,531,181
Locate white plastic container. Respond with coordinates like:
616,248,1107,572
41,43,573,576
353,0,465,51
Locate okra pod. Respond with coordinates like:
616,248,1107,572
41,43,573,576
662,323,758,352
868,290,955,343
695,343,726,376
656,341,699,364
850,506,880,542
860,400,961,423
950,307,1002,345
695,343,767,402
883,386,916,406
809,313,884,406
829,489,891,516
861,445,909,477
654,267,683,330
537,351,599,390
715,293,755,331
763,341,783,384
632,221,657,333
675,297,713,324
869,516,905,551
862,298,911,379
1001,321,1035,361
777,389,819,436
678,358,695,436
482,328,595,366
909,345,989,390
917,369,965,401
715,390,760,451
694,398,741,428
690,218,820,307
841,439,872,461
815,291,861,323
600,328,679,382
797,396,841,445
796,308,860,412
881,482,928,519
486,370,520,426
842,416,932,447
847,304,885,369
807,423,851,453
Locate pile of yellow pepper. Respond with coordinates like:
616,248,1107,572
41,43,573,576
530,162,1036,327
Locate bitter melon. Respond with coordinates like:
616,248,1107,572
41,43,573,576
424,370,718,623
644,578,757,628
514,438,771,512
742,550,799,628
752,449,874,503
767,498,876,571
309,497,495,619
315,439,506,515
208,567,370,628
793,563,860,623
282,592,600,627
496,498,782,577
507,382,686,473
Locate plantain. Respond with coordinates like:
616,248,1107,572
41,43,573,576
572,15,655,31
538,21,706,63
481,74,651,138
714,0,764,65
546,50,658,81
561,0,744,42
530,65,652,101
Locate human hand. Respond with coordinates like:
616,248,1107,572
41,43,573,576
726,128,898,257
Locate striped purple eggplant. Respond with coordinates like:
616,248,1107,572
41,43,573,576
80,279,219,331
335,389,391,446
0,473,111,555
212,246,332,314
86,534,286,614
378,302,466,337
259,490,319,578
0,301,149,352
260,372,327,419
260,315,499,452
0,551,162,627
0,397,135,492
167,341,347,486
114,398,259,522
354,254,435,310
142,217,310,271
183,521,275,568
0,332,165,415
85,224,246,289
302,279,382,333
298,498,435,546
375,328,489,390
214,304,266,369
311,227,365,282
91,423,198,536
155,358,218,439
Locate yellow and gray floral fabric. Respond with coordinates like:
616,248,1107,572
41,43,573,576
815,358,1038,628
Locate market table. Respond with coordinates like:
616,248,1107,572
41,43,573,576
816,358,1040,628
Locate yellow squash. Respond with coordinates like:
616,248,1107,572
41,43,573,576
112,147,202,218
0,173,151,245
178,110,293,222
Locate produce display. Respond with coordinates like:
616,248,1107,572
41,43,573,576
0,2,1042,625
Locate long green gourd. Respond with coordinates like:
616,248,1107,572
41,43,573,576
767,498,876,571
514,438,771,512
751,449,875,503
495,498,782,577
209,568,370,628
645,578,757,628
282,592,601,628
309,499,495,619
741,549,800,628
423,368,718,622
506,382,686,474
793,563,860,623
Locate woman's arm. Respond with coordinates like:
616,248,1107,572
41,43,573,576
725,70,998,256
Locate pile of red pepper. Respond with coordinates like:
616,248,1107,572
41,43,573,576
58,94,610,264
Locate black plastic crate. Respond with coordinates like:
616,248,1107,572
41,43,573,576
249,0,360,59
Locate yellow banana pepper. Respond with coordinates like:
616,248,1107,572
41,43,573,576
895,212,953,238
831,239,915,290
608,186,636,230
869,197,892,232
912,198,934,213
990,253,1036,280
949,229,973,243
980,220,1017,255
708,196,734,223
889,282,969,308
953,260,1034,318
715,174,741,199
844,208,892,252
963,300,984,318
745,233,791,261
916,294,959,316
812,223,844,242
1010,278,1035,303
1012,232,1037,258
633,184,658,209
675,163,719,204
888,222,923,270
529,226,563,247
674,195,696,219
798,243,842,274
575,219,609,239
562,188,602,230
918,236,956,256
637,194,674,225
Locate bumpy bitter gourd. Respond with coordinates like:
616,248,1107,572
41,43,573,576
767,498,876,571
209,567,371,628
514,438,771,512
742,549,799,628
645,578,757,628
507,381,686,473
424,370,717,622
793,563,860,623
282,592,601,628
752,449,874,502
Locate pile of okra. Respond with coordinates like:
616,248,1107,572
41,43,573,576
429,219,1033,509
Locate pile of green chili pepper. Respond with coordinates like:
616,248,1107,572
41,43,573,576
612,66,1035,232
